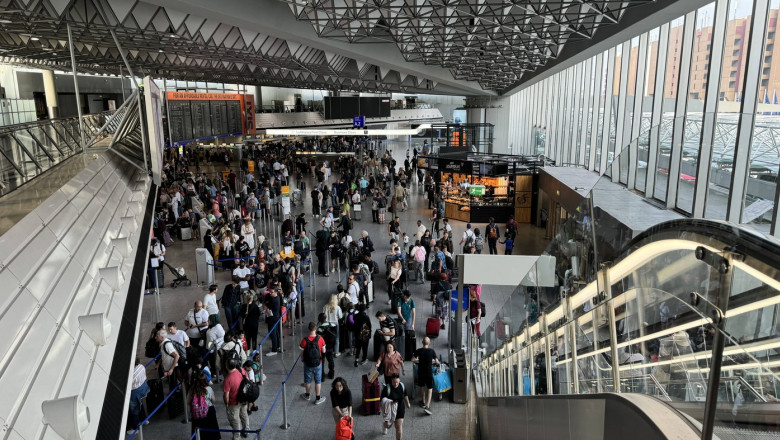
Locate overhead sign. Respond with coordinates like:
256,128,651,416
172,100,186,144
266,124,432,136
353,116,365,128
167,92,243,101
439,158,472,174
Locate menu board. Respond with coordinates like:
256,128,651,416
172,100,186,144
168,100,193,143
191,100,212,139
210,101,228,137
226,100,242,134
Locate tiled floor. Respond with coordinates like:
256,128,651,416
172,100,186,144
132,144,549,439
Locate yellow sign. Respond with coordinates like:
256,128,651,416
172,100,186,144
281,186,290,197
248,161,255,173
221,170,230,181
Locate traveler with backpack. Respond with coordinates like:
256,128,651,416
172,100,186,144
219,331,247,379
459,223,476,254
380,373,411,438
317,313,338,379
473,228,484,254
155,329,181,384
410,240,426,283
506,215,518,241
222,358,249,440
188,371,220,439
300,322,328,405
485,217,500,255
352,304,372,367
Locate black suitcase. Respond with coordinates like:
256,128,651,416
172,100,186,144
393,320,405,361
146,378,165,414
167,385,185,419
405,330,417,361
372,330,384,361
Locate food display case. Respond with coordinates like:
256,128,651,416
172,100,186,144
441,174,513,223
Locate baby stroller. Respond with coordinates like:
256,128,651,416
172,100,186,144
162,261,192,288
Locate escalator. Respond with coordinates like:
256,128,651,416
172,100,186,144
474,218,780,439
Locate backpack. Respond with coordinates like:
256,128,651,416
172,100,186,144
507,220,517,237
384,382,405,397
335,416,355,440
464,231,475,248
338,294,352,315
475,235,484,248
488,225,498,239
343,216,353,230
347,309,357,326
303,336,322,368
220,342,241,372
480,301,487,318
190,394,209,419
237,375,260,403
145,336,160,358
359,321,371,342
165,340,188,366
414,246,426,263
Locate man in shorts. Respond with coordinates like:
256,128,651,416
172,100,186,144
300,322,327,405
412,336,440,415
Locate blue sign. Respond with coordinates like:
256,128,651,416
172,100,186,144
353,116,365,128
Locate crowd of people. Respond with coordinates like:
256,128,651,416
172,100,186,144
132,138,504,440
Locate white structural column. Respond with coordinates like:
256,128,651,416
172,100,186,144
727,0,770,223
42,70,59,119
693,0,729,219
579,57,594,167
645,22,671,199
613,41,631,183
666,11,697,208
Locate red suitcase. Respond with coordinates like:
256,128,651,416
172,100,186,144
362,374,381,415
426,317,440,338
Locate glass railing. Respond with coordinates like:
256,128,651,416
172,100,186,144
0,111,116,196
476,139,780,438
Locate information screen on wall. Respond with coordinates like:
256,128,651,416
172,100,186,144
190,100,212,139
168,101,193,142
226,100,242,134
210,101,228,137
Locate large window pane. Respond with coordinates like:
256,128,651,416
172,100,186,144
637,27,661,193
745,0,779,231
677,3,716,213
595,51,609,173
655,17,685,203
706,0,754,219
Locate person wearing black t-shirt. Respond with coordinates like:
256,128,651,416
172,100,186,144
380,373,411,437
329,377,353,423
412,337,440,415
375,311,396,355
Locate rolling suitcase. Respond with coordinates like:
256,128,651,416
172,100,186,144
372,330,385,361
146,378,165,413
404,330,417,361
167,385,185,419
366,281,374,303
180,227,192,241
426,318,440,338
361,374,381,415
393,320,405,361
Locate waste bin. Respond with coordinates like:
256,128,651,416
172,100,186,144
450,349,469,404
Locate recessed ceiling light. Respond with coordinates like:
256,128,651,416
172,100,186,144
30,37,39,41
158,49,164,53
0,19,12,24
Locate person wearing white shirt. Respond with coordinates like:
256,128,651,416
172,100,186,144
460,223,476,250
204,284,219,322
205,322,226,379
273,161,282,172
347,275,360,305
185,301,210,347
233,260,252,290
241,218,256,251
415,220,427,240
167,322,190,347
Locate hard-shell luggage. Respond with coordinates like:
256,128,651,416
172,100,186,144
366,281,374,303
404,330,417,361
361,374,381,415
393,320,405,361
146,378,165,413
180,227,192,241
426,318,440,338
167,385,185,419
372,330,384,361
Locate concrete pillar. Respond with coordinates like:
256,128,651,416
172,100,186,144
43,70,59,119
253,86,263,112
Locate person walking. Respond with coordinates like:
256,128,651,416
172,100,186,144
485,217,500,255
380,373,411,438
412,337,440,415
375,341,405,385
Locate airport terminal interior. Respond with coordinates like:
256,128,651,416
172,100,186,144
1,0,780,439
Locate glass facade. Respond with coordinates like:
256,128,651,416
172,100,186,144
508,0,780,237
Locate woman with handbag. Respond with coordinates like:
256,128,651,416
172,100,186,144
375,341,405,385
387,259,403,306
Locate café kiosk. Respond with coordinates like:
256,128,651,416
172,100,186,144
421,153,540,224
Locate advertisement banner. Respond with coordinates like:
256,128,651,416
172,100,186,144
242,94,256,135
